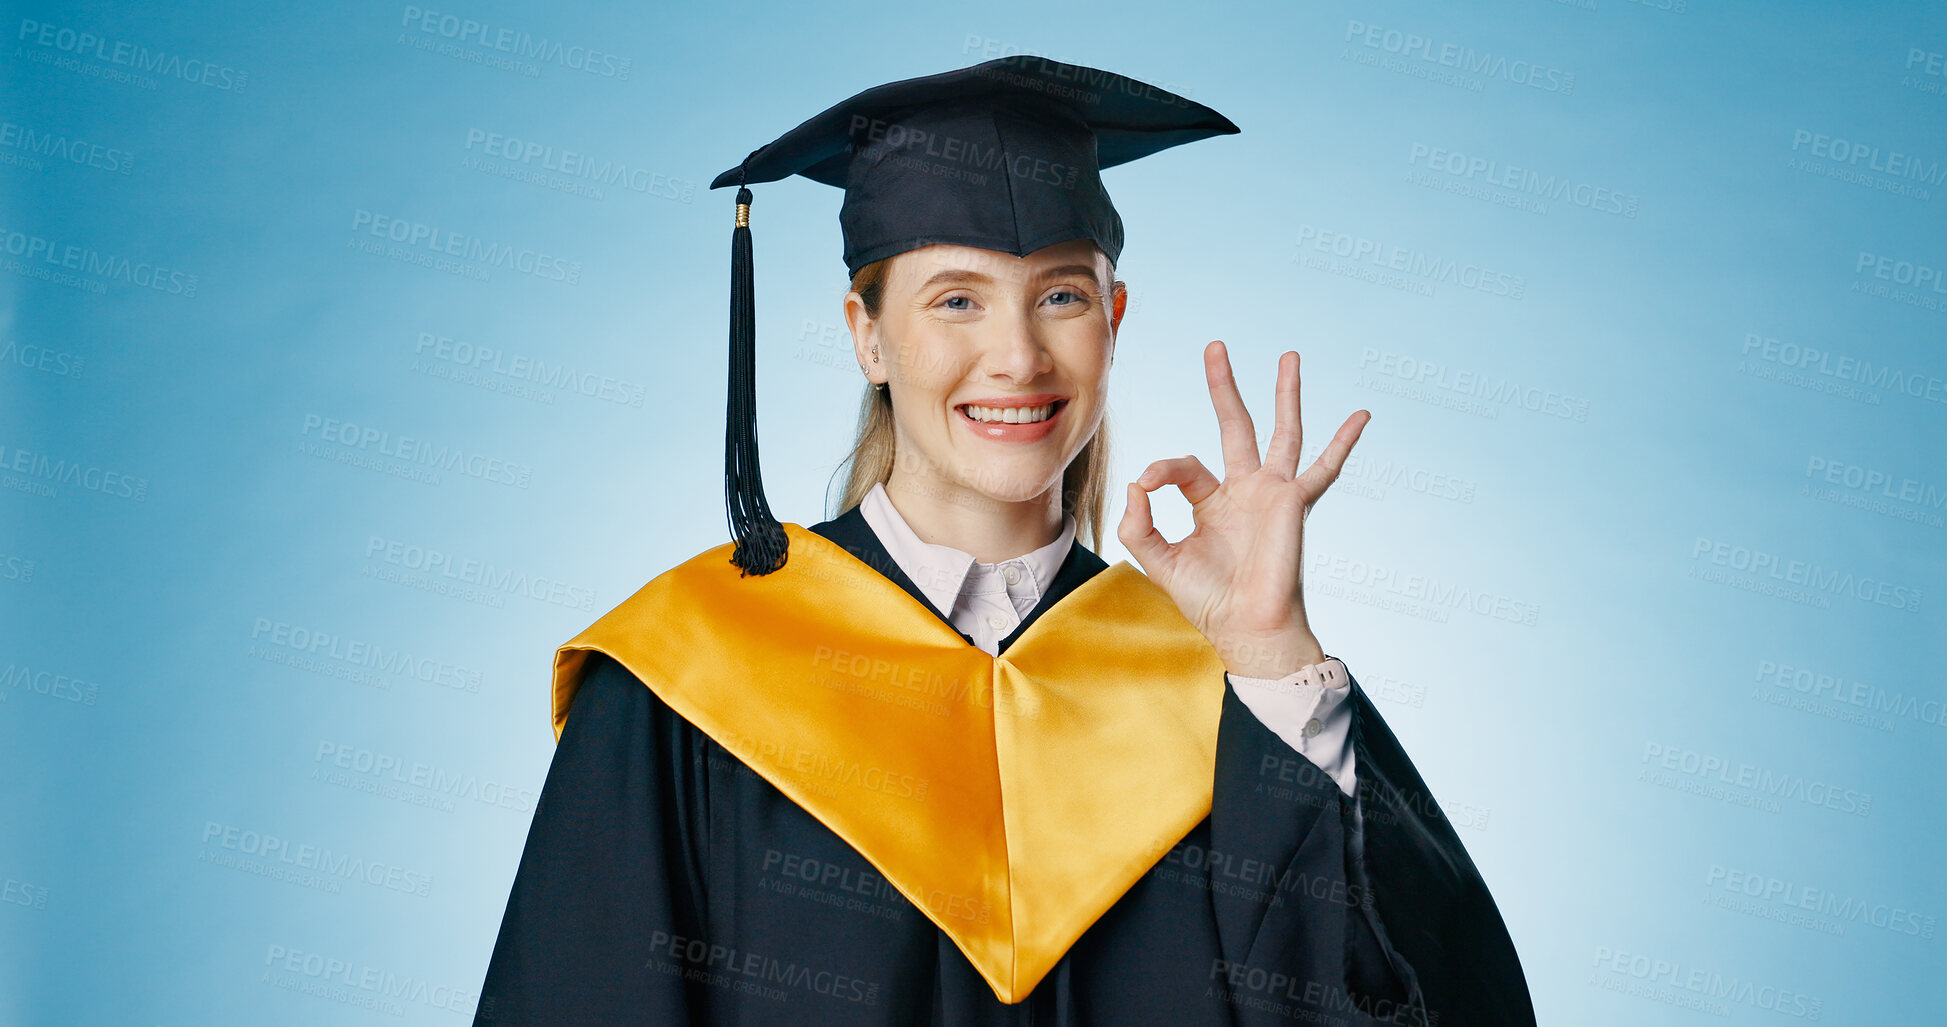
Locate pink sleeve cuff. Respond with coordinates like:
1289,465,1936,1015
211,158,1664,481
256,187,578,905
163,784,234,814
1227,657,1357,796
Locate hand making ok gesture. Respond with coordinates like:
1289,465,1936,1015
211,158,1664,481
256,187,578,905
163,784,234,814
1118,341,1371,679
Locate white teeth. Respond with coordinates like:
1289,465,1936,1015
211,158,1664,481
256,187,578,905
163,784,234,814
963,402,1056,424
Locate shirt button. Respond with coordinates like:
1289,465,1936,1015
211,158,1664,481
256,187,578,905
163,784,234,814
1003,565,1021,585
987,613,1008,630
1303,718,1323,738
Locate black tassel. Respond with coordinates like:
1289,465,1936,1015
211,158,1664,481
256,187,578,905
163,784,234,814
725,184,788,576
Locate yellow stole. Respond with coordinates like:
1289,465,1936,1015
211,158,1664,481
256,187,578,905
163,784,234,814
552,523,1226,1003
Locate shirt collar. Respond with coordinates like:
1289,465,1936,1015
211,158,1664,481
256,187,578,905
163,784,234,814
858,480,1077,616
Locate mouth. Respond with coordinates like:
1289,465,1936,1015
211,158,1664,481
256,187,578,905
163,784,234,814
955,397,1069,442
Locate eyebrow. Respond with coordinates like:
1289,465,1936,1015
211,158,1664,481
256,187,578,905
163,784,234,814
916,263,1105,291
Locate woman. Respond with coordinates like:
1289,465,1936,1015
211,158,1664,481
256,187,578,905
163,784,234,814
474,57,1533,1026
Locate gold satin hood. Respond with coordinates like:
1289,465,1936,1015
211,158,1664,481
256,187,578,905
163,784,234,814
551,523,1227,1004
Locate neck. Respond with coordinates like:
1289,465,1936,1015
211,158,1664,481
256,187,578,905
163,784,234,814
881,469,1065,564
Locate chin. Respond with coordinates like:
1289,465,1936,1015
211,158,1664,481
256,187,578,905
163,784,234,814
957,458,1069,506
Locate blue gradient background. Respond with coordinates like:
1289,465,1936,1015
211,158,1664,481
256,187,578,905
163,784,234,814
4,1,1943,1024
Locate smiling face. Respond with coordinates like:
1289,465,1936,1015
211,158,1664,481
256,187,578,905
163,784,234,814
846,239,1126,515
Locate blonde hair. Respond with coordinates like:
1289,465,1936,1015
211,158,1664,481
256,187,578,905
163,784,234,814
831,255,1114,553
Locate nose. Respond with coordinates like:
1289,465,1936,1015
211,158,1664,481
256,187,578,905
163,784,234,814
978,310,1056,384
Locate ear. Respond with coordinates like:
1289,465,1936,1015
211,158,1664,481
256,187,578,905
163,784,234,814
844,290,884,387
1109,279,1128,354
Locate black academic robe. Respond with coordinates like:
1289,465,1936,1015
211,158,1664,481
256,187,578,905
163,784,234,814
472,506,1534,1026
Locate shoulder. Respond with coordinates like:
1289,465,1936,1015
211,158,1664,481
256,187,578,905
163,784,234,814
568,650,642,705
557,649,710,748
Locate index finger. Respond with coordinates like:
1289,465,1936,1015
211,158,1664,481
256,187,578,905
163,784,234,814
1204,340,1261,477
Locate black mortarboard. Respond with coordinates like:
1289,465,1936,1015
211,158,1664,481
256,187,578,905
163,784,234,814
708,57,1239,576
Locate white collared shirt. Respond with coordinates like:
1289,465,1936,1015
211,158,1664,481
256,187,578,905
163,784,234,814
857,481,1356,795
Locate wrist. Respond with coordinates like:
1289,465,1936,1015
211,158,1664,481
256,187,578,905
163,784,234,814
1214,627,1326,679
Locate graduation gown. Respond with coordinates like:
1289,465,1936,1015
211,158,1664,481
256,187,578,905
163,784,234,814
472,506,1533,1026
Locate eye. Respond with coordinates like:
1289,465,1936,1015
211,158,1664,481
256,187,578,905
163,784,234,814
943,295,974,311
1044,289,1087,307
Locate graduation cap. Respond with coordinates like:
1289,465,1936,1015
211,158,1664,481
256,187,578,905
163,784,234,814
708,57,1239,576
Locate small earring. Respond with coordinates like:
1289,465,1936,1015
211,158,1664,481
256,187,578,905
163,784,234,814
872,347,879,363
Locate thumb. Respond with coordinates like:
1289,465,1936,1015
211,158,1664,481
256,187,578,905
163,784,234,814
1117,481,1172,575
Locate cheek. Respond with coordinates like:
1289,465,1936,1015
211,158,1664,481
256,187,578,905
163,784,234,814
883,344,958,422
1056,340,1114,394
889,329,974,396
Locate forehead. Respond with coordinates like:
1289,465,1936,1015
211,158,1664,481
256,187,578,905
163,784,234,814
888,239,1109,288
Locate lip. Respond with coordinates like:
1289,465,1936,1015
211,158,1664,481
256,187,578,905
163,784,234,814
955,396,1068,444
956,393,1068,408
